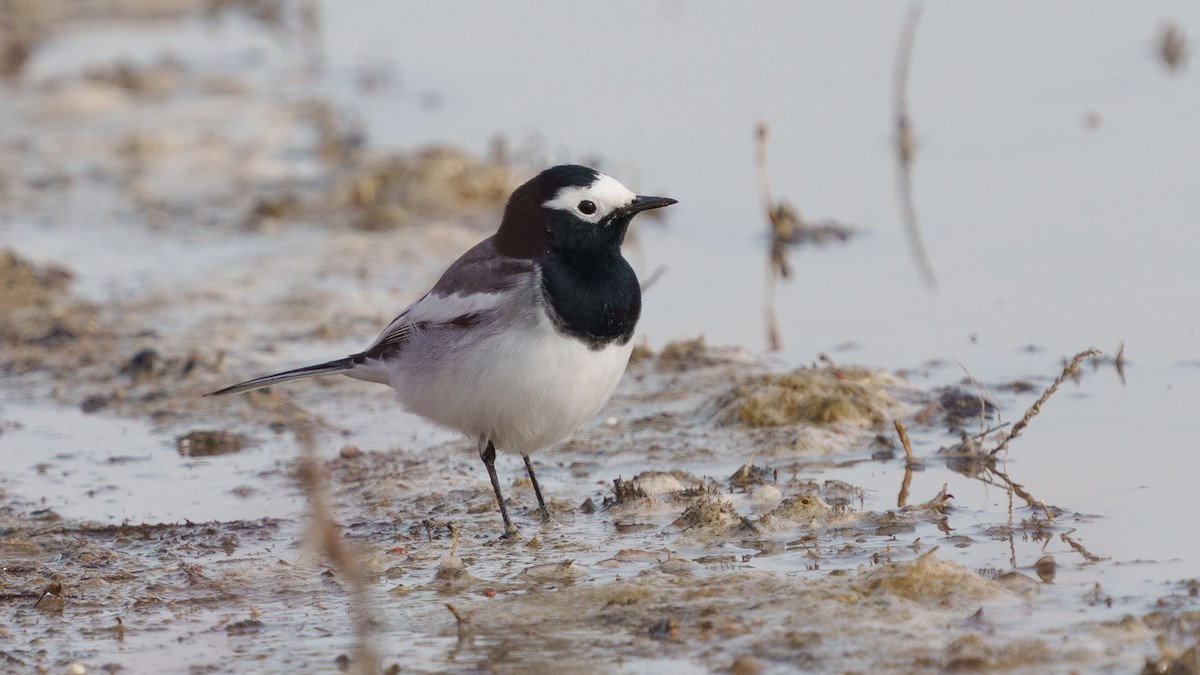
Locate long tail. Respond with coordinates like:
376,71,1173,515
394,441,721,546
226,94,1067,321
206,357,357,396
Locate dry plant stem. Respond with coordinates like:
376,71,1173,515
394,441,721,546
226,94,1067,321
764,270,782,351
1001,449,1016,544
1040,499,1056,522
1062,529,1106,563
1115,341,1126,386
894,419,915,507
294,420,380,675
639,265,668,292
445,603,469,628
1005,483,1017,569
755,122,785,351
892,2,937,289
754,122,774,212
897,467,913,509
445,603,474,647
990,463,1040,508
953,357,1004,440
992,348,1103,453
894,419,916,466
444,523,461,557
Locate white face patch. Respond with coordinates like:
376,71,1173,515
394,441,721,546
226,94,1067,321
541,173,637,225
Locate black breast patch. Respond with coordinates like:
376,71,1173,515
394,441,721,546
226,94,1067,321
539,251,641,350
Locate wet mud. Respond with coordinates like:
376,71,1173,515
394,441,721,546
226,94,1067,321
2,3,1199,674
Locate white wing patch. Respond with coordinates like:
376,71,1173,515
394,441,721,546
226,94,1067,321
408,291,506,324
367,291,507,352
541,173,637,224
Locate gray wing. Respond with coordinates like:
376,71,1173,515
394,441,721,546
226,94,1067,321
358,236,536,361
208,236,536,396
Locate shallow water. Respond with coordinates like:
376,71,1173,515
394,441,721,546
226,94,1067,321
314,0,1200,617
3,2,1200,672
321,1,1200,369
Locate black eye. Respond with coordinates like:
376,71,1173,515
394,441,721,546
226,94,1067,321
577,200,597,215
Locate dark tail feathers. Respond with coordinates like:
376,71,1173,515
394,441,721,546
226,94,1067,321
206,357,356,396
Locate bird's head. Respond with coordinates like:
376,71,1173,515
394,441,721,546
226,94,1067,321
496,165,676,257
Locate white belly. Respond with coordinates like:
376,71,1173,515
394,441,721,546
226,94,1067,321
390,311,633,455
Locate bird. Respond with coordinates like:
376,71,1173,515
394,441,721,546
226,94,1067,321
209,165,676,536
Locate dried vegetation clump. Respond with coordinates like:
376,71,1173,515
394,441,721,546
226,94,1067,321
334,146,516,231
0,250,112,369
853,549,997,603
672,496,744,533
716,366,906,429
0,250,232,416
243,144,517,232
766,493,832,524
0,0,287,78
655,336,750,372
0,249,73,310
940,633,1055,671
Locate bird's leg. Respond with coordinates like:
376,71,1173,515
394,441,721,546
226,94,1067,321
522,455,550,522
480,440,517,537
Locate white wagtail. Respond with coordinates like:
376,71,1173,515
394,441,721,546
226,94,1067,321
210,165,676,535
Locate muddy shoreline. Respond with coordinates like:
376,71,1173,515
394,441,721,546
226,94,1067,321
3,3,1199,673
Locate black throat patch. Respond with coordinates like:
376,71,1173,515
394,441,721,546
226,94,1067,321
540,250,641,350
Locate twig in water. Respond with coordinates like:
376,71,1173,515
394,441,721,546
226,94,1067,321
1114,341,1126,386
991,348,1103,453
897,466,913,509
756,122,789,351
1039,499,1056,522
445,603,475,646
448,522,460,557
893,420,924,507
953,358,1004,438
753,122,854,351
988,464,1039,508
1061,528,1106,563
294,421,380,675
894,419,915,466
1158,22,1188,73
892,2,937,289
640,265,668,293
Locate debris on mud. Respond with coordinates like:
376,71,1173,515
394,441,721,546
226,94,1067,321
657,336,750,372
855,548,995,602
176,430,246,457
765,492,832,525
0,250,118,380
518,559,587,583
0,249,73,310
672,495,745,533
333,146,515,231
715,365,906,428
0,250,92,347
919,386,998,429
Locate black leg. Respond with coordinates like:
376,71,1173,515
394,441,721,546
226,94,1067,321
480,440,517,537
522,455,550,522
